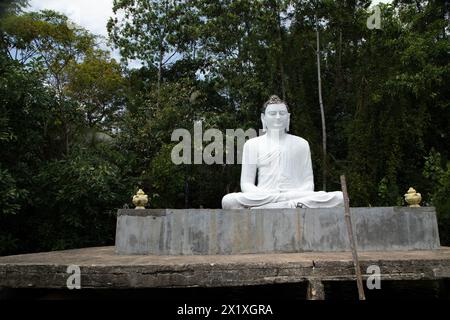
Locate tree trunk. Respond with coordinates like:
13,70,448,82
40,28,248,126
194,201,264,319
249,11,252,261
277,9,286,101
316,18,327,190
157,46,163,109
56,82,70,155
271,0,287,100
338,29,343,74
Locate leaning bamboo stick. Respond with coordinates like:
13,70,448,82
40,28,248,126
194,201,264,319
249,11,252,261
340,175,366,300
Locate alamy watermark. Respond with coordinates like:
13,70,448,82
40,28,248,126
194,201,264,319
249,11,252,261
367,5,382,30
366,265,381,290
171,121,264,165
66,265,81,290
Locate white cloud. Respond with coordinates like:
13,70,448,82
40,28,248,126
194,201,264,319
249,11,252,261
29,0,114,37
27,0,137,66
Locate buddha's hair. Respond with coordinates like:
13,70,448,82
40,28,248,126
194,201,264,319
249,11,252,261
261,95,289,113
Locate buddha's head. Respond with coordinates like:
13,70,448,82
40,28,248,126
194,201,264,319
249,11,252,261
261,95,290,133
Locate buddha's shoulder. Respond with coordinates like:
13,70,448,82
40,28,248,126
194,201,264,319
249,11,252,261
244,134,310,147
243,135,262,144
287,134,310,146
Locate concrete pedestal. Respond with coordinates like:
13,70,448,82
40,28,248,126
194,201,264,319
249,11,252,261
115,207,440,255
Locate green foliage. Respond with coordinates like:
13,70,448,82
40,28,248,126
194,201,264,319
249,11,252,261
424,150,450,245
0,166,27,216
108,0,197,66
28,145,133,251
1,10,95,67
147,144,185,208
0,0,28,16
1,1,450,253
0,9,133,254
65,49,126,130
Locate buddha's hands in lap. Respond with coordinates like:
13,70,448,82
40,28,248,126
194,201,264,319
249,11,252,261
276,189,316,202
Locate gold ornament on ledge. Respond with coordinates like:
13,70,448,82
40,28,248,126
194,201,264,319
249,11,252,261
132,189,148,209
404,187,421,207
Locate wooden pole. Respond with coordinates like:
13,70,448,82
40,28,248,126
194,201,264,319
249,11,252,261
340,175,366,300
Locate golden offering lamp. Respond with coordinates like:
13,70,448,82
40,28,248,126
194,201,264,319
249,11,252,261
132,189,148,209
404,187,421,207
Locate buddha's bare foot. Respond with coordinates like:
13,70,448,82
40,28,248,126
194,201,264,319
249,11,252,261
296,202,307,208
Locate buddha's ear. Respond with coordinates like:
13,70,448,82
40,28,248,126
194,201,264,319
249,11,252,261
261,113,267,132
286,114,290,133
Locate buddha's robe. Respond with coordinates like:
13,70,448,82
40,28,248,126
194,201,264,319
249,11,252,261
222,134,343,209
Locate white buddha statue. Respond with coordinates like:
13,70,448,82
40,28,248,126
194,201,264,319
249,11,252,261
222,95,344,209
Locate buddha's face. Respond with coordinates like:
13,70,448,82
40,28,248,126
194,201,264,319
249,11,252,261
261,103,290,132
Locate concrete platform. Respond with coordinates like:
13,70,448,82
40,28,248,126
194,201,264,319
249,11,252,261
1,246,450,289
115,207,440,255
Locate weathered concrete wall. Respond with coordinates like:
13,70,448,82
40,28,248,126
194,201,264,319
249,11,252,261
115,207,440,255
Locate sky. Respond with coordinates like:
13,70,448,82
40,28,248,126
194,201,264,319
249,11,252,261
28,0,393,67
28,0,134,65
29,0,114,37
29,0,393,37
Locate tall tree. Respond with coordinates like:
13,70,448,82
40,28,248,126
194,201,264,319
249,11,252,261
108,0,196,107
65,49,126,132
315,13,327,190
1,10,95,154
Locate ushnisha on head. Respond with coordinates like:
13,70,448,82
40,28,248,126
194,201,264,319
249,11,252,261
261,95,290,133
